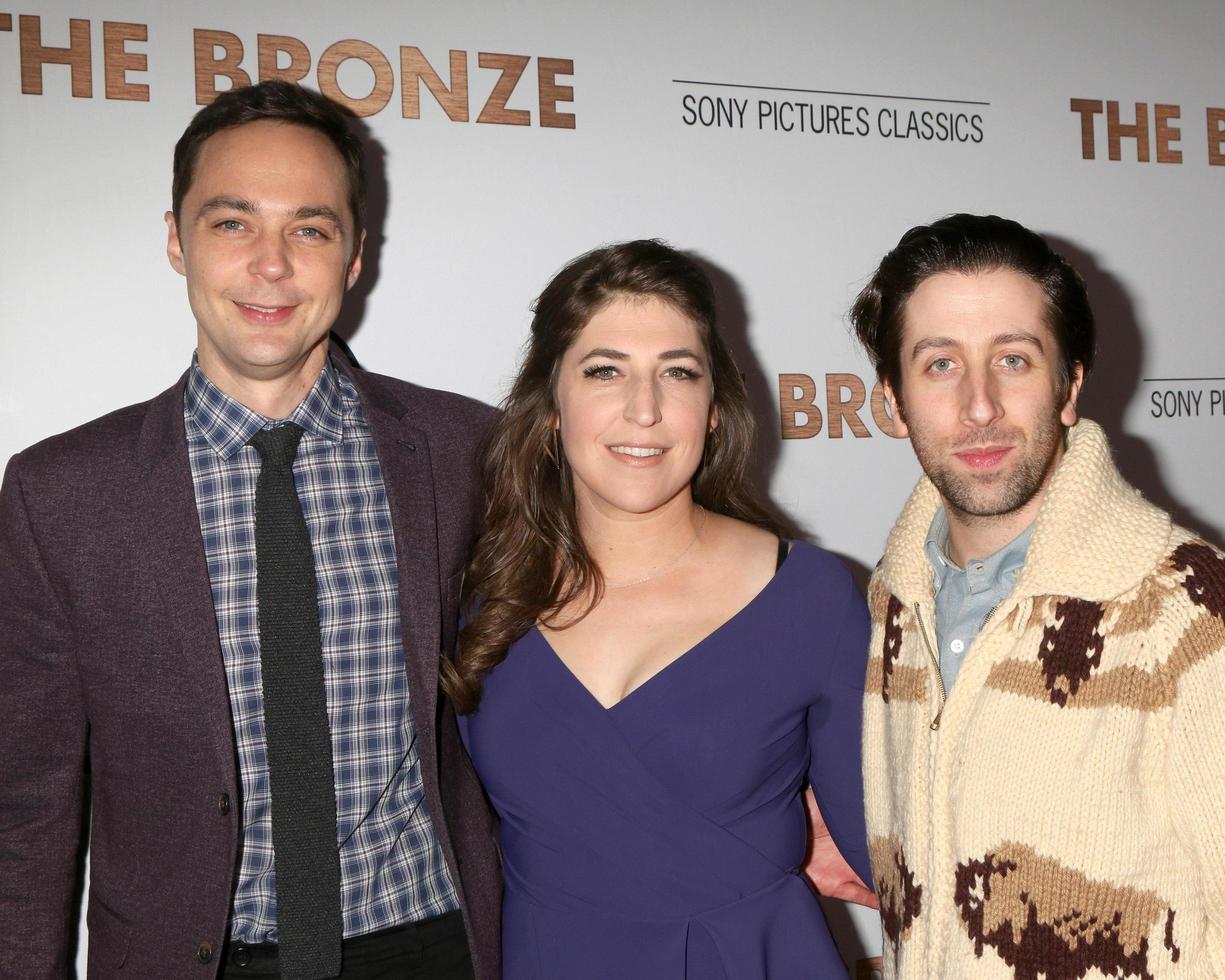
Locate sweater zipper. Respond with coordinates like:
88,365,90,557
980,603,1000,632
914,604,946,730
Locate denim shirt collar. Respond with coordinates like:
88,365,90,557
924,506,1033,597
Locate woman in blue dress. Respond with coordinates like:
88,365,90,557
443,240,874,978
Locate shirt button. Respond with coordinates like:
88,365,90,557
950,639,965,654
233,946,253,967
217,792,231,816
196,941,214,964
973,563,984,573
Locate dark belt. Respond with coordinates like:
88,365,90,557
221,910,467,977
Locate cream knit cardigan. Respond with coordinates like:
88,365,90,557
863,419,1225,979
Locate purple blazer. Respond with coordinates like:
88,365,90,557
0,357,501,980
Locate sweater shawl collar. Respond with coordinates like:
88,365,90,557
878,419,1171,606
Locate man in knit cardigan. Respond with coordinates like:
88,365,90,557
852,213,1225,979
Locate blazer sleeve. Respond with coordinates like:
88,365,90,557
805,561,873,889
0,457,89,978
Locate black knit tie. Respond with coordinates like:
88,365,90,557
249,423,342,980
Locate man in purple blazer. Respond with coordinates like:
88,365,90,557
0,82,499,979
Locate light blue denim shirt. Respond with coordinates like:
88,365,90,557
924,508,1033,693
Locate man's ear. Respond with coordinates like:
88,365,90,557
165,211,187,276
1060,362,1085,427
882,380,909,438
345,230,366,290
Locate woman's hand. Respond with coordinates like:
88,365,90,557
802,788,878,908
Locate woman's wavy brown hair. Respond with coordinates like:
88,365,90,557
441,239,784,713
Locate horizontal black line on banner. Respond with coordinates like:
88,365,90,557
1143,377,1225,383
672,78,990,107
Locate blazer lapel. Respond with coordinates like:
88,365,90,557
357,384,444,750
134,376,238,777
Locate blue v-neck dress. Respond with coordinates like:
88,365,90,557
458,541,871,979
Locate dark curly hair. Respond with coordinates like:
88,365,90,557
441,240,784,714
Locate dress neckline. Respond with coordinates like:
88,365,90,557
534,539,798,712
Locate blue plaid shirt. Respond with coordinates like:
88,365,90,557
184,356,460,944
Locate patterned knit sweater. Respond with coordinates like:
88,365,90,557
862,420,1225,979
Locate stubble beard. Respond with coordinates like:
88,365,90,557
908,411,1066,527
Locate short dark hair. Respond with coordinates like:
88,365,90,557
850,213,1095,400
172,80,366,242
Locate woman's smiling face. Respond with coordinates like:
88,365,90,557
553,295,716,522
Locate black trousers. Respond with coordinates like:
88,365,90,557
219,911,475,980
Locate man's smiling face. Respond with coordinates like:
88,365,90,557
165,119,363,397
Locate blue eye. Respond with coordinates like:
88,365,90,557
217,219,244,231
1001,354,1026,369
929,357,953,374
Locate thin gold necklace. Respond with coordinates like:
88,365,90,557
605,506,706,590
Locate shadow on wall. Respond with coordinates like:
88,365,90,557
692,256,803,537
693,254,882,594
818,895,877,976
1048,236,1222,544
333,114,389,349
692,254,880,594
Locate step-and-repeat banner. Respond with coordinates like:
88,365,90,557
4,2,1223,975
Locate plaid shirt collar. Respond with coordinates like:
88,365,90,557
184,354,347,460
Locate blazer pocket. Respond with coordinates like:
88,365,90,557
86,892,132,972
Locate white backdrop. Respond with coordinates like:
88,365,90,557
4,1,1224,975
